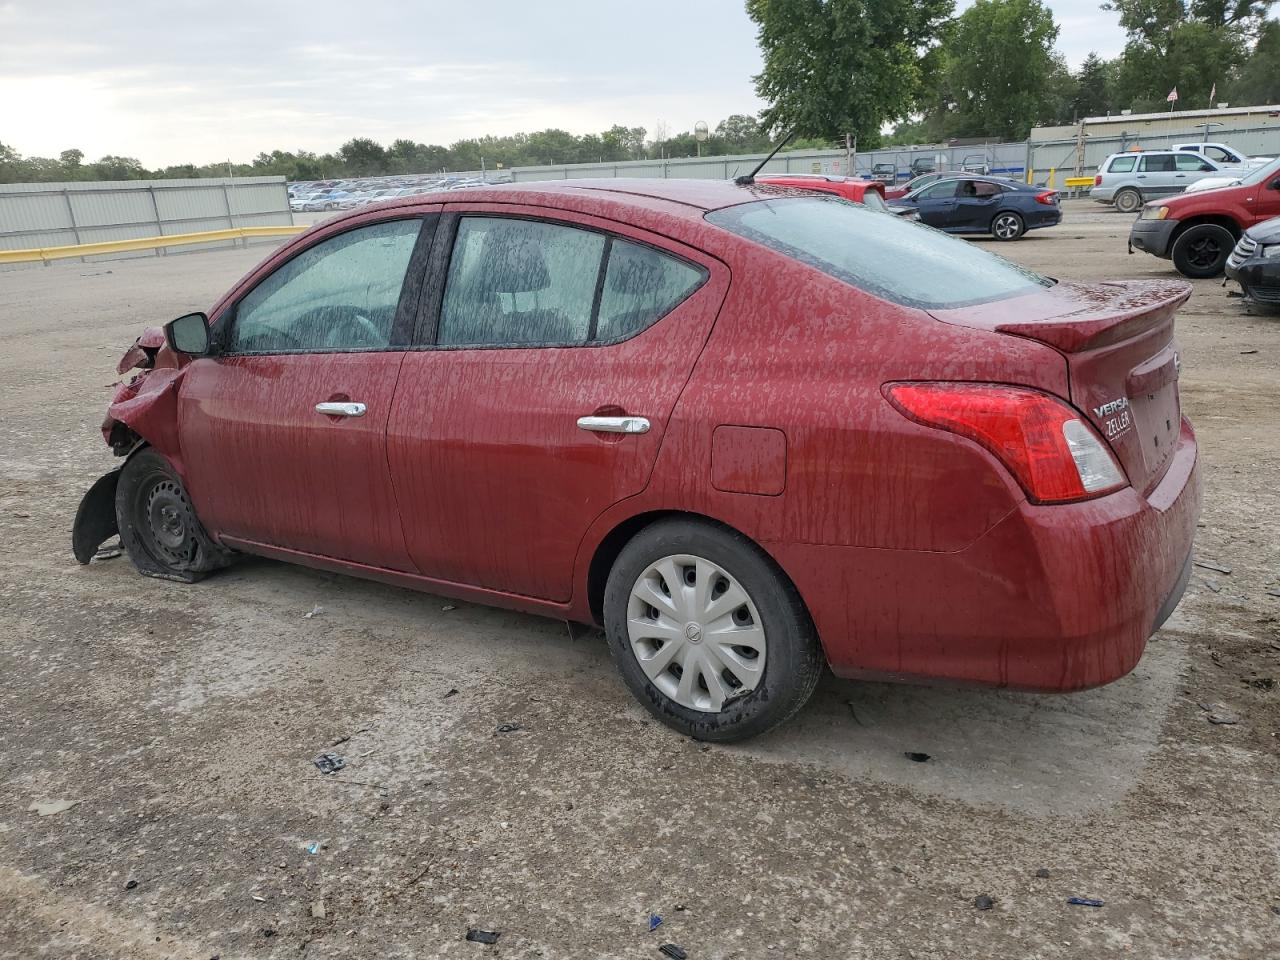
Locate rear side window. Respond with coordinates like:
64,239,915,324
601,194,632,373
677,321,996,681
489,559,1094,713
972,181,1003,197
707,196,1049,310
438,217,706,346
1139,154,1175,173
1107,156,1137,173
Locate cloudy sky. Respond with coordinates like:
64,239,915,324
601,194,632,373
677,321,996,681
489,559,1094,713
1,0,1123,167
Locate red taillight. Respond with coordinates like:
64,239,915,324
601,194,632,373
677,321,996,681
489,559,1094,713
885,382,1127,504
1094,174,1102,186
1035,190,1058,205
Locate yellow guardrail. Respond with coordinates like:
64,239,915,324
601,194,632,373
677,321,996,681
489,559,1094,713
1064,177,1095,188
0,224,308,265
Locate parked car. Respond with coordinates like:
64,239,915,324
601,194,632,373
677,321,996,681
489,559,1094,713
1128,157,1280,277
885,171,958,201
893,175,1061,240
961,154,990,174
909,156,937,176
1093,151,1227,213
73,178,1199,742
870,162,897,184
1171,142,1272,168
1224,216,1280,306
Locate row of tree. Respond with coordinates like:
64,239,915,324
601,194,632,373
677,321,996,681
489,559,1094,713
0,116,793,184
752,0,1279,144
3,1,1278,184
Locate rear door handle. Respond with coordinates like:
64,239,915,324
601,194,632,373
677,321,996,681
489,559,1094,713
316,401,367,417
577,415,650,434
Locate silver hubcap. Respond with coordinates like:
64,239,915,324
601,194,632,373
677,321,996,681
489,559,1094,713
626,554,767,713
994,215,1019,239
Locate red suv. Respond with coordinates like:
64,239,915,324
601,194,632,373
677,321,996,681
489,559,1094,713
76,179,1200,742
1128,157,1280,277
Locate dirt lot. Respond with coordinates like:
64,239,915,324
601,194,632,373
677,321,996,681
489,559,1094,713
1,198,1277,959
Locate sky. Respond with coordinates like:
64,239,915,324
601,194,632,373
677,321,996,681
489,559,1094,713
0,0,1125,168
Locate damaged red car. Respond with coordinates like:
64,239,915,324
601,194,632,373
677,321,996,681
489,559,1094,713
75,179,1201,742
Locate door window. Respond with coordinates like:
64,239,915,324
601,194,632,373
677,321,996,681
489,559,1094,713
438,218,706,346
1138,154,1176,173
230,219,421,353
918,179,960,199
1107,156,1137,173
1201,145,1236,163
1175,153,1215,171
971,181,1003,197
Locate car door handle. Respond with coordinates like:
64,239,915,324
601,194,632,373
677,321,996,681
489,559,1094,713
315,401,367,417
577,415,650,434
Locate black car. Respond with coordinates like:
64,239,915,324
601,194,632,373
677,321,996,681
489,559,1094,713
892,175,1062,241
1225,216,1280,307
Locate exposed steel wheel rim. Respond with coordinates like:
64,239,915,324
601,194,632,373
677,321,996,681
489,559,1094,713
626,554,767,713
140,478,197,566
993,214,1022,239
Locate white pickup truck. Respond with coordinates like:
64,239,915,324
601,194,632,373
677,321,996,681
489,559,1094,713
1172,142,1275,193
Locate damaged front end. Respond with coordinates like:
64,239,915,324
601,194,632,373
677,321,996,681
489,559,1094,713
72,326,187,564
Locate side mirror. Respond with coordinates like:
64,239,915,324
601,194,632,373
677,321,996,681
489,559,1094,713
164,312,211,356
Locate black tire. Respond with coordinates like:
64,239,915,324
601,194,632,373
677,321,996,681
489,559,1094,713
991,211,1025,241
1170,223,1236,279
1114,188,1142,214
603,518,824,742
115,448,233,582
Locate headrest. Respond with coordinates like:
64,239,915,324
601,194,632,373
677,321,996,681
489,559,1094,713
472,235,551,294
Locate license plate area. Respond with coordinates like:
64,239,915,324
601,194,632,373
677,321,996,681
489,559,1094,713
1127,348,1180,489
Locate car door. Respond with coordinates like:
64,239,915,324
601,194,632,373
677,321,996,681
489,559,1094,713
950,179,1003,230
1137,154,1178,197
910,178,961,228
179,212,438,569
386,206,729,601
1248,168,1280,221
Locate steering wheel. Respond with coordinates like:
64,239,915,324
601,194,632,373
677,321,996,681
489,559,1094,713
321,311,384,349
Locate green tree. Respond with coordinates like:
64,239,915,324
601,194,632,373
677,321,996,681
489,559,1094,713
337,137,387,176
944,0,1063,139
91,155,146,180
1230,18,1280,103
1073,52,1115,118
1103,0,1274,111
747,0,953,143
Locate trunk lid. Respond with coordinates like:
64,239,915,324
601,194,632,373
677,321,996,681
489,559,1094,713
930,279,1192,494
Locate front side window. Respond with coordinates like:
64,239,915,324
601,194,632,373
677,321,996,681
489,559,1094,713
438,217,706,347
1108,156,1137,173
1202,146,1235,163
919,179,960,200
707,196,1050,310
230,219,421,353
1175,153,1214,171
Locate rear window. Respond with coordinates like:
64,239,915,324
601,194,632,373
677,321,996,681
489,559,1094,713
1107,156,1137,173
707,196,1049,310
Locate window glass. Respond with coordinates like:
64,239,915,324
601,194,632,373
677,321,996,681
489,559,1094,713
1139,154,1175,173
919,179,960,199
596,240,705,341
707,196,1049,310
231,219,420,353
1202,146,1231,163
972,181,1003,197
1108,156,1137,173
1175,153,1214,171
439,217,606,345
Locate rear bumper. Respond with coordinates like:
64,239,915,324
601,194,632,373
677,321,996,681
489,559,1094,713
1129,219,1178,258
1028,208,1062,229
771,418,1201,691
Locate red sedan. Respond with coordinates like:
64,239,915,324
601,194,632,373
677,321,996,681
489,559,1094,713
75,179,1201,742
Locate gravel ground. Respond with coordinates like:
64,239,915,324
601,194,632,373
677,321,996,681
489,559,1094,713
0,198,1277,959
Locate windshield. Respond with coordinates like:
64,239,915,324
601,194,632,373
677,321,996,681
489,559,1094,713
1238,156,1280,187
708,196,1050,310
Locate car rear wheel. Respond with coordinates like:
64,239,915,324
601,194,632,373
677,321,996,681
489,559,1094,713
1171,223,1236,279
1114,189,1142,214
603,518,824,742
992,211,1025,241
116,448,233,582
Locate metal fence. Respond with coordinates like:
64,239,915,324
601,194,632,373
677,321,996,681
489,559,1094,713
509,142,1030,184
0,176,293,268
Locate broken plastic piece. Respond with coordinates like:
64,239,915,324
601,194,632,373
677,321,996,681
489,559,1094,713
465,928,500,944
1067,897,1104,907
303,605,324,619
974,895,994,910
306,842,320,855
905,752,931,763
313,753,346,774
659,946,688,960
495,722,522,734
649,914,663,931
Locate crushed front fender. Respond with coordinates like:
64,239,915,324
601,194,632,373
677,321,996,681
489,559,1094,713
72,468,121,564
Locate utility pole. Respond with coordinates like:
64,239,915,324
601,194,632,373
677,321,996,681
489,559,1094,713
845,134,852,176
